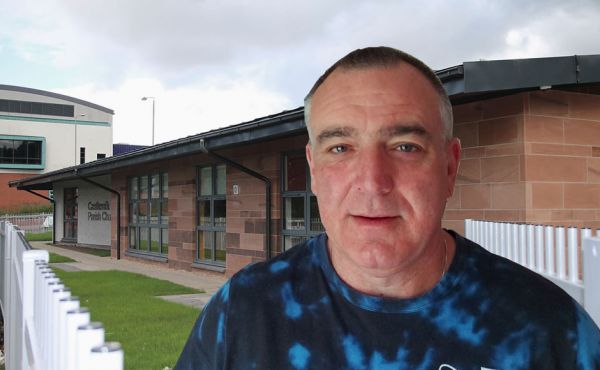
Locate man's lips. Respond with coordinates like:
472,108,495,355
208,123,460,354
351,215,400,225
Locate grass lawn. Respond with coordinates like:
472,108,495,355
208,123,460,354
25,231,52,241
53,269,202,370
49,252,76,263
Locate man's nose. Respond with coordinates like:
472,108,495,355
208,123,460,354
355,148,394,194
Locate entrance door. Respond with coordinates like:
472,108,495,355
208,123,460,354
63,187,78,241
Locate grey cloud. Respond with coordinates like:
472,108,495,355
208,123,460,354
27,0,600,103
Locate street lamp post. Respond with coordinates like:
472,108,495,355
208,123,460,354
141,97,156,145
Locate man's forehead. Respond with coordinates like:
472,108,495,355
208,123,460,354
309,64,443,138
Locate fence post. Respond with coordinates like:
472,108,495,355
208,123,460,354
58,297,80,370
9,223,21,370
50,287,71,370
77,322,105,369
583,236,600,327
519,224,527,266
511,223,519,262
493,222,501,255
22,249,49,368
526,225,535,270
499,223,507,258
545,226,555,276
90,343,124,370
464,219,472,239
567,227,579,284
556,227,567,280
66,308,91,370
535,225,545,274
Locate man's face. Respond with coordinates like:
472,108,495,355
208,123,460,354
306,64,461,275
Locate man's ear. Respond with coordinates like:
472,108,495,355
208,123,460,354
306,143,317,195
446,137,461,198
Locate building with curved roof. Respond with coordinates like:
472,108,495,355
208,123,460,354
1,84,113,212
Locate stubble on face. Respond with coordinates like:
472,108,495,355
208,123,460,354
306,64,461,298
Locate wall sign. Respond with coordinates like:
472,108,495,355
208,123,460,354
87,201,111,221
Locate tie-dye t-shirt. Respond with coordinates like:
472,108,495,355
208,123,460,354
175,231,600,370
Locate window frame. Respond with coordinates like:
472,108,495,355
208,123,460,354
195,164,227,266
281,151,323,251
0,135,45,170
127,173,169,256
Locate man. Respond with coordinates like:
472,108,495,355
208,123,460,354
175,47,600,369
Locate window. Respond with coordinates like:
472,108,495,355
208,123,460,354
196,164,226,265
0,98,74,117
97,153,106,159
281,152,323,251
128,173,169,255
0,136,44,169
80,147,86,164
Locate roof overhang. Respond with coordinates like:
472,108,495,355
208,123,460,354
10,108,306,190
439,54,600,104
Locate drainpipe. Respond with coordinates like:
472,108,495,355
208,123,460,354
24,189,56,245
199,138,272,260
76,173,122,259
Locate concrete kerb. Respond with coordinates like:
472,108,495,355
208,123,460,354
30,241,226,309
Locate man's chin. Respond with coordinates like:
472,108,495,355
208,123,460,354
342,240,407,270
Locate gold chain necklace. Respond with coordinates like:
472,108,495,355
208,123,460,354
440,237,448,282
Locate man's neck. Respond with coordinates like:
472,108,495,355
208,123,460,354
327,231,456,300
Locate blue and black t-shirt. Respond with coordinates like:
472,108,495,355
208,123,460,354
175,231,600,370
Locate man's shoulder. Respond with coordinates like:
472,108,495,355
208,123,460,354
456,233,578,318
228,236,321,290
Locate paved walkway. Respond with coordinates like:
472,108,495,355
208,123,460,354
30,242,227,309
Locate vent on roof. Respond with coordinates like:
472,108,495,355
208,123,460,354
0,98,75,117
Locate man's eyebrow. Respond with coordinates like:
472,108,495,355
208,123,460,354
383,124,431,138
316,126,357,144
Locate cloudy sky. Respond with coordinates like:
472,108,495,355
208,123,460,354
2,0,600,145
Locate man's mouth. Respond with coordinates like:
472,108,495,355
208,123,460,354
351,215,399,225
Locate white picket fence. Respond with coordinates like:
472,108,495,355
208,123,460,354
0,220,123,370
465,219,600,326
0,213,53,234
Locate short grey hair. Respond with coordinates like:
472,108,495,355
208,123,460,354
304,46,453,143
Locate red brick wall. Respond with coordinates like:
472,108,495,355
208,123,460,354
0,173,50,211
522,90,600,230
111,154,203,269
221,135,309,277
444,90,600,234
109,134,310,277
444,94,527,234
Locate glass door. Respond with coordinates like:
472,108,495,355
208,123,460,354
63,187,78,241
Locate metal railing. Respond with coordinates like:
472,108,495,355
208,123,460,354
465,219,600,326
0,213,53,234
1,220,123,370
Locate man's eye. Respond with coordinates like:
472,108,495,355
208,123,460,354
397,144,418,152
330,145,347,154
